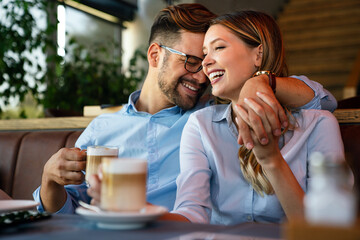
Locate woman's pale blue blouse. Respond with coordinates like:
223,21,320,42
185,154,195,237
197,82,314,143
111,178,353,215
172,104,344,225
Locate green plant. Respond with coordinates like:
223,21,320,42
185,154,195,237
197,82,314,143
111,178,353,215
0,0,52,115
0,0,147,117
41,38,147,114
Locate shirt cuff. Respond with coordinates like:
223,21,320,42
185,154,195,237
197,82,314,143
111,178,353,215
33,185,77,214
290,75,322,110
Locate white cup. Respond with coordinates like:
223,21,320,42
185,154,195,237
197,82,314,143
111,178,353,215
85,146,118,183
101,157,147,212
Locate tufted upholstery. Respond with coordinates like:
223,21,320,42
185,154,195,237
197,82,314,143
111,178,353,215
0,121,358,215
0,130,82,200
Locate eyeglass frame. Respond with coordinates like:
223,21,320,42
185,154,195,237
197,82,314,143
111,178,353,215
159,45,203,73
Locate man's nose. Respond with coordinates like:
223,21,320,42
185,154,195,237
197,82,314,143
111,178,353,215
191,70,208,84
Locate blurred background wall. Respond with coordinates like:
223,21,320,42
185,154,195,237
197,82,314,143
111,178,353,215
1,0,359,118
125,0,360,101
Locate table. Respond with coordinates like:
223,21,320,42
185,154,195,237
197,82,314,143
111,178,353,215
0,214,283,240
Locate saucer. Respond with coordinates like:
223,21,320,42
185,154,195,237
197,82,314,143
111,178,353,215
0,200,39,213
76,204,168,230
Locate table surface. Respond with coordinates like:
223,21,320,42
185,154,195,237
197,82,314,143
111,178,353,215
0,214,283,240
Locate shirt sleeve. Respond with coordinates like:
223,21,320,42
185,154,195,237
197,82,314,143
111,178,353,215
171,114,212,223
290,75,337,112
33,183,91,214
32,120,96,213
306,111,344,159
75,118,95,149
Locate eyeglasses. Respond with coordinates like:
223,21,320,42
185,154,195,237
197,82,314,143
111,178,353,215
160,45,203,73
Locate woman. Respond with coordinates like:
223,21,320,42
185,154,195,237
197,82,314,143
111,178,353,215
170,11,344,225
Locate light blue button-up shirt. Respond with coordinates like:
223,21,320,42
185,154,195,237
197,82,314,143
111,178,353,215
33,75,336,214
172,104,344,225
33,90,209,213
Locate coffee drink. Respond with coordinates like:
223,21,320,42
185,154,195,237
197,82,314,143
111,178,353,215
85,146,118,183
101,158,147,212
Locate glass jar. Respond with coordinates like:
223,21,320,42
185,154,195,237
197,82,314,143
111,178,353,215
304,152,357,226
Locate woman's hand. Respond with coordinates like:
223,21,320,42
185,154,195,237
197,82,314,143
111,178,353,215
236,93,305,220
87,174,101,206
235,92,283,167
235,76,288,149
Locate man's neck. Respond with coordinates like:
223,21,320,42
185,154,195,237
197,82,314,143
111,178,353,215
135,77,175,115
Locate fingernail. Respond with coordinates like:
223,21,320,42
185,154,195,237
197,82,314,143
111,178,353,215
244,98,249,102
282,121,288,128
246,143,253,149
273,129,281,136
260,138,268,145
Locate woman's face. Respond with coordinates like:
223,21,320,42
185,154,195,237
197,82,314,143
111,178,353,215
202,24,261,102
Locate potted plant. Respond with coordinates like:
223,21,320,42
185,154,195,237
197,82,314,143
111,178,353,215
0,0,51,117
42,37,147,116
0,0,147,118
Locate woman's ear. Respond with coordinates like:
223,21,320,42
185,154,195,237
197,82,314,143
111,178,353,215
148,43,161,68
254,44,263,68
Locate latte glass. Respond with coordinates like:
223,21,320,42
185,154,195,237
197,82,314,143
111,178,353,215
85,146,118,183
101,157,147,212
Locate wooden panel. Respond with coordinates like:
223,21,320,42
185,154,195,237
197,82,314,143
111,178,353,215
83,105,122,117
278,0,360,101
334,109,360,123
0,117,93,131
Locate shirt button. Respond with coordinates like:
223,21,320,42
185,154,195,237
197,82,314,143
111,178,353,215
247,215,252,221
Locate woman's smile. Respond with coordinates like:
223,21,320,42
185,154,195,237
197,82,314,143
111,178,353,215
208,70,225,85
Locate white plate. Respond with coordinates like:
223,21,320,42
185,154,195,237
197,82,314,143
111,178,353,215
76,204,168,230
0,200,39,213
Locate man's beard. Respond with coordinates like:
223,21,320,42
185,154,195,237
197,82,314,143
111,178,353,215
157,57,205,110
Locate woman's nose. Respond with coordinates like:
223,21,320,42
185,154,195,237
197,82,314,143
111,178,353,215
202,54,214,68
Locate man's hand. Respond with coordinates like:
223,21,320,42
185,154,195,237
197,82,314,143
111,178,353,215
40,148,86,212
42,148,86,186
235,75,288,149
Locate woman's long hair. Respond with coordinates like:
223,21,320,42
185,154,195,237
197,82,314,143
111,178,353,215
211,11,289,196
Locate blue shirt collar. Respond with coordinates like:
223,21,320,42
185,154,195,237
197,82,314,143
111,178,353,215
213,103,238,137
125,90,191,116
213,103,232,123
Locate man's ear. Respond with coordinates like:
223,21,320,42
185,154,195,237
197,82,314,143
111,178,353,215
254,44,263,68
148,43,161,68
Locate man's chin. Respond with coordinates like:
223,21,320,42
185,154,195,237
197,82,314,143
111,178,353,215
176,96,199,110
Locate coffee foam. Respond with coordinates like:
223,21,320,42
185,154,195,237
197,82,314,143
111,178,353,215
103,158,147,174
87,146,118,156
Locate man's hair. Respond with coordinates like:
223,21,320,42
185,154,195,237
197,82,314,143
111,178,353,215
149,3,217,46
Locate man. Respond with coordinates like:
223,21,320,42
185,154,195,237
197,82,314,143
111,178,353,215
33,3,336,213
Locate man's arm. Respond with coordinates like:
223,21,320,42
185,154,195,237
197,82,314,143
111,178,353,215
274,76,315,108
290,75,337,112
38,148,86,213
235,74,331,149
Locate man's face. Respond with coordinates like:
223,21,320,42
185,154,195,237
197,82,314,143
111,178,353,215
157,31,209,110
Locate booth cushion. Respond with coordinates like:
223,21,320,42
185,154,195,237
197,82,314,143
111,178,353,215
0,130,83,200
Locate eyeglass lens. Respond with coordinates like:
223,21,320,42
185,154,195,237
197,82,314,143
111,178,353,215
160,45,203,73
185,57,203,73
